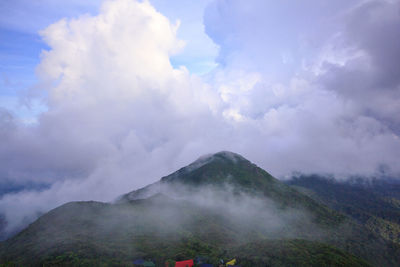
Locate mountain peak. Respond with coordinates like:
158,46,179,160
186,151,247,172
120,151,273,202
209,151,246,162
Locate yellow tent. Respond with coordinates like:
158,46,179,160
226,259,236,266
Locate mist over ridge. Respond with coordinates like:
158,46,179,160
3,150,399,266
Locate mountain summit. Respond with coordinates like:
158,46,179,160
119,151,275,201
119,151,340,224
1,152,399,266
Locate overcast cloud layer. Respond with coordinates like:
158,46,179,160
0,0,400,237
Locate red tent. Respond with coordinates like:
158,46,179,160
175,259,194,267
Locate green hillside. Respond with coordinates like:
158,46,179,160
288,175,400,245
120,152,345,226
0,196,372,267
0,152,399,266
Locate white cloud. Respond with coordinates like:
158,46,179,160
1,0,400,238
0,0,220,236
202,0,400,178
150,0,219,74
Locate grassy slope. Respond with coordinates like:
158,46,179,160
122,152,345,226
288,175,400,245
0,197,372,267
1,152,399,266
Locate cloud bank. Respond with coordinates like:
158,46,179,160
0,0,399,238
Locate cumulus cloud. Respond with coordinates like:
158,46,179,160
203,0,400,176
0,0,400,238
316,0,400,132
0,0,221,236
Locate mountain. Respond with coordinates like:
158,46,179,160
0,152,399,266
288,175,400,245
119,152,345,225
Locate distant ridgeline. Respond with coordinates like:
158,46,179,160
288,174,400,246
1,152,399,266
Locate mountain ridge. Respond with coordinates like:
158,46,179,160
1,151,399,266
289,175,400,245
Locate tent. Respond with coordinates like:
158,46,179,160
226,259,236,266
195,256,208,264
175,259,194,267
133,259,155,267
133,259,145,265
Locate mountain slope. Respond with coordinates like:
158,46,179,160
0,195,371,267
0,152,399,266
120,152,344,226
288,175,400,245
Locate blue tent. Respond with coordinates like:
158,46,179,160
195,256,208,264
133,259,145,265
133,260,155,267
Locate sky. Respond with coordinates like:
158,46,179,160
0,0,400,237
